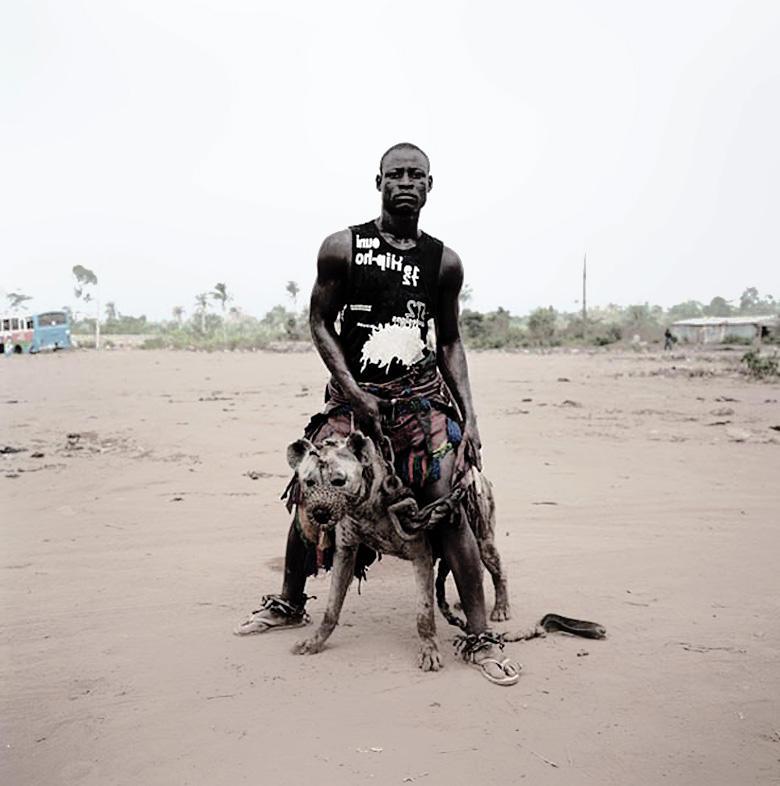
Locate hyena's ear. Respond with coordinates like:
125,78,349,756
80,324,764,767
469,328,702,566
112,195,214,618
287,438,315,470
346,431,372,464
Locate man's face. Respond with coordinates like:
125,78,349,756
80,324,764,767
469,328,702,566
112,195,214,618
376,149,432,215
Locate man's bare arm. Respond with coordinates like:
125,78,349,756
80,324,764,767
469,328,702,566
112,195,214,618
435,247,482,469
309,231,383,436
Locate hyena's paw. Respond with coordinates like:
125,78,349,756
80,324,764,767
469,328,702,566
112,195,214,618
417,639,443,672
490,601,511,622
291,636,325,655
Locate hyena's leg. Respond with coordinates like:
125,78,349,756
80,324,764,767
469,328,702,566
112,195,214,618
473,478,511,622
412,552,442,672
292,543,357,655
478,538,511,622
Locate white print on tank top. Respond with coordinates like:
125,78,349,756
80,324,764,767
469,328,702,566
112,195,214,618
356,235,381,249
391,299,427,329
360,322,425,374
354,245,420,288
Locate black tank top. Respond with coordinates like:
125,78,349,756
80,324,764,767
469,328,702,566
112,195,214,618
339,220,444,383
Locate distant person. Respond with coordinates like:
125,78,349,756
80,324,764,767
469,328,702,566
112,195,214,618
234,143,514,680
664,328,676,351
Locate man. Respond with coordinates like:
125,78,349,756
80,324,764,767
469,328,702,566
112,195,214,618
236,143,508,671
664,327,676,351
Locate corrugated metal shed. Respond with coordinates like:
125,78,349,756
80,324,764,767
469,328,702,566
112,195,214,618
670,315,778,344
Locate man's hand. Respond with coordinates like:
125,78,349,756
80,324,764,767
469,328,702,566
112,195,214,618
350,390,384,440
459,417,482,472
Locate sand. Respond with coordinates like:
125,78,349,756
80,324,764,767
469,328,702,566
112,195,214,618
2,348,779,785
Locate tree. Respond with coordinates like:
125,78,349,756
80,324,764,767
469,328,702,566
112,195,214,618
460,284,474,306
72,265,100,349
704,296,732,317
194,292,210,334
7,292,32,312
261,304,291,330
740,287,760,313
172,306,185,327
211,283,230,312
211,282,232,347
738,287,776,315
72,265,98,299
460,309,485,342
667,300,704,321
105,301,118,322
620,303,663,340
528,306,558,344
286,280,300,308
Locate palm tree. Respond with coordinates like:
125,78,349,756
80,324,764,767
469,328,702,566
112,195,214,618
286,280,300,308
195,292,210,334
105,301,118,322
211,283,231,347
172,305,185,328
7,292,32,312
212,282,230,311
72,265,100,349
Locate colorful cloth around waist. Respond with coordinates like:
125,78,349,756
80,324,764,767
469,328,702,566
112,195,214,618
307,403,461,490
313,357,463,489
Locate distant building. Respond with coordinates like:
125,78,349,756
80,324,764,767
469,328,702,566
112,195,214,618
670,315,778,344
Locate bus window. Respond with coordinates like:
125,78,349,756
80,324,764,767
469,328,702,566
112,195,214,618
26,318,34,329
38,312,67,326
2,319,9,331
11,318,19,330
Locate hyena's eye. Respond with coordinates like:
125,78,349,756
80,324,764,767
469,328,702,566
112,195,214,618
331,477,346,487
305,479,316,487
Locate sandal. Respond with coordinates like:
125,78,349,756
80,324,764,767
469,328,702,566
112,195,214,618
472,657,521,686
454,631,521,686
233,594,313,636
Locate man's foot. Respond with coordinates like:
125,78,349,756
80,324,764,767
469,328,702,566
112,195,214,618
233,594,312,636
453,631,521,686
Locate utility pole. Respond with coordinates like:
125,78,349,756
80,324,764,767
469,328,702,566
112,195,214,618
95,289,101,351
582,252,587,325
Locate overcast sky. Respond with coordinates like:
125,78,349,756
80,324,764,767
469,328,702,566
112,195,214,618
2,0,778,320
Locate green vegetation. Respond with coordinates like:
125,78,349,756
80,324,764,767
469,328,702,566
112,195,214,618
62,285,777,352
741,350,779,379
139,308,309,351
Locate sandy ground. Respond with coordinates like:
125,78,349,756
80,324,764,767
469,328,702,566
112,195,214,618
2,348,779,785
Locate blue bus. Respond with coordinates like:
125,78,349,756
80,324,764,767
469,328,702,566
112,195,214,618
0,311,72,354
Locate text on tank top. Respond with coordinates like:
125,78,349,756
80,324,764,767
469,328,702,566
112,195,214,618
339,220,444,383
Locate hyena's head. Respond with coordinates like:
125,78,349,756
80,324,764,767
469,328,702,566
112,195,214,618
287,432,375,531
